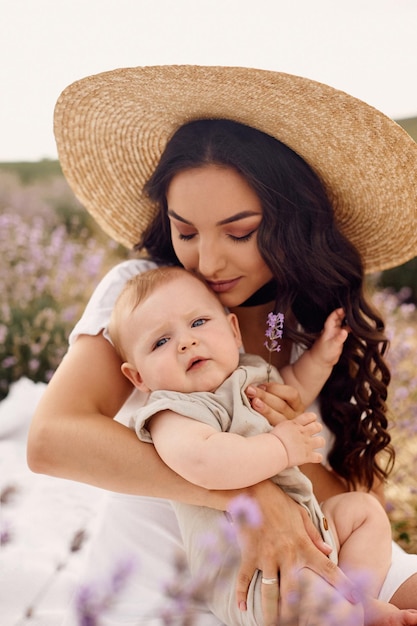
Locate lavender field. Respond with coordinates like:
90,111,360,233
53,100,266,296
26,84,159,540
1,162,417,554
0,164,129,400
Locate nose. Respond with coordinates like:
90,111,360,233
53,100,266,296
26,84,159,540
178,336,198,353
197,238,226,277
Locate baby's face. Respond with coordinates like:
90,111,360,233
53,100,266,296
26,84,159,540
124,274,242,394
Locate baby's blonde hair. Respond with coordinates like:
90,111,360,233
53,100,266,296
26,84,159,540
109,266,220,361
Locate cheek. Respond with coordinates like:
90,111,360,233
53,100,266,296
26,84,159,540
243,241,267,270
172,241,195,269
170,229,187,265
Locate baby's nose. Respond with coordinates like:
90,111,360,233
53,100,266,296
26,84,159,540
178,338,197,352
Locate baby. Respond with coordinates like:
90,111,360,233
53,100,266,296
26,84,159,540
109,266,417,626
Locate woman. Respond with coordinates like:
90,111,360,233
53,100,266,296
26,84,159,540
28,66,417,625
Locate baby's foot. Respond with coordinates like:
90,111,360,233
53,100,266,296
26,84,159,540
365,598,417,625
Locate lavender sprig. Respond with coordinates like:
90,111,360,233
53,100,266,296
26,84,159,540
264,312,284,382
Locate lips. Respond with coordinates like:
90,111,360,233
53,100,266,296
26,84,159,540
206,278,241,293
187,356,208,371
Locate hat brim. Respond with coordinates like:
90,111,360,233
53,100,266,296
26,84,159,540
54,65,417,273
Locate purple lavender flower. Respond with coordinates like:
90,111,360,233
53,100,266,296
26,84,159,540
0,521,12,546
75,558,136,626
264,311,284,381
227,494,262,529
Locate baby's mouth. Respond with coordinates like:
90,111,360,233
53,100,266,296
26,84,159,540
187,357,208,371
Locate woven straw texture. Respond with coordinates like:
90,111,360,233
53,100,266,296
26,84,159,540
54,65,417,273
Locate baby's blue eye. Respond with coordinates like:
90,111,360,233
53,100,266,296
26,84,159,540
192,319,206,327
155,337,169,349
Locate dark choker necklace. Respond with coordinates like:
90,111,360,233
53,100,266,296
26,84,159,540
240,279,277,307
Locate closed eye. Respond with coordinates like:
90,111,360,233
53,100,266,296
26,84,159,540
228,229,257,243
178,233,196,241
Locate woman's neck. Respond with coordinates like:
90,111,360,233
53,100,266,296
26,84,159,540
229,301,294,369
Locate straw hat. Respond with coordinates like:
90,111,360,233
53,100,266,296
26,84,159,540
54,65,417,273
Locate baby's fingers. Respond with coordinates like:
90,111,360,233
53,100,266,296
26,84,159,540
311,435,325,451
295,412,321,428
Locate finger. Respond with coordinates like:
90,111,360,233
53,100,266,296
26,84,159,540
263,383,305,415
301,507,333,555
276,568,300,624
260,572,279,626
246,384,304,425
310,551,359,603
300,511,358,603
312,435,325,450
235,559,256,612
295,411,320,426
304,423,323,438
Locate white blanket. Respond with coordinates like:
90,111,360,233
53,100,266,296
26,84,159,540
0,378,104,626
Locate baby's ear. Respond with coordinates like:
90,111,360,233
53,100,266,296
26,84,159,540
228,313,242,348
121,363,150,393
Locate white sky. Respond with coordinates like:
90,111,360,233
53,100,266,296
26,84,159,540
1,0,417,161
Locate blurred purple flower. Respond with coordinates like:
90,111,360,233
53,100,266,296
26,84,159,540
227,493,262,529
0,520,12,546
264,311,284,381
75,558,136,626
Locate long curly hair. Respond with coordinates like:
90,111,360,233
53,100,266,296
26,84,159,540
138,118,394,490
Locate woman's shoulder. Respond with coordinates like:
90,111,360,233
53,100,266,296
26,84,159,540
88,258,158,302
69,258,160,345
100,258,160,286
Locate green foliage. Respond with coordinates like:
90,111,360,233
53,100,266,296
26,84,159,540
0,159,63,184
378,257,417,303
397,116,417,142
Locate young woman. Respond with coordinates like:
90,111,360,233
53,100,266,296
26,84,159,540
27,66,417,625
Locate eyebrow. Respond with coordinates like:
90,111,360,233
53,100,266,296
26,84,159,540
167,209,261,226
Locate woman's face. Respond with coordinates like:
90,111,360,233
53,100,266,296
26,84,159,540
166,165,274,308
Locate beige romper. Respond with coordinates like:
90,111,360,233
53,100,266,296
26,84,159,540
132,353,337,625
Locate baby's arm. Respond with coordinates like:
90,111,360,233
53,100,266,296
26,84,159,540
148,410,324,490
280,308,348,406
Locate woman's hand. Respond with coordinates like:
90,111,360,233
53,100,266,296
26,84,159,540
245,381,304,425
232,481,357,625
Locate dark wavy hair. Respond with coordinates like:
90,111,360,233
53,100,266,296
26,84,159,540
138,118,394,490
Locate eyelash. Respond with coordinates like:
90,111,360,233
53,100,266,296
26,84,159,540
153,337,169,350
192,318,207,327
178,230,257,243
230,230,256,243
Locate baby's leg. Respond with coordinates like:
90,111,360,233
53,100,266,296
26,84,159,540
321,491,391,597
322,492,417,625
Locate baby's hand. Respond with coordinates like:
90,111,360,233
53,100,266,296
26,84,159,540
270,412,324,468
312,308,349,367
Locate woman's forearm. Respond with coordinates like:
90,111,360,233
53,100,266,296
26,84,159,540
29,409,234,508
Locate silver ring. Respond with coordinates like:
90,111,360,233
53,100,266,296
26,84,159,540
261,577,278,585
